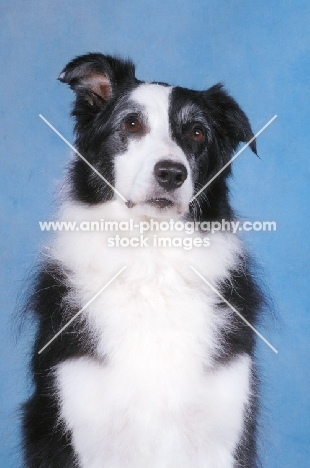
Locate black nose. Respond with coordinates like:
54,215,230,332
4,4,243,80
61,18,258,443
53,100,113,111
154,160,188,192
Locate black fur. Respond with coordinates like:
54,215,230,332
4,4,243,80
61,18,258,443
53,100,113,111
22,53,263,468
169,85,256,223
22,262,95,467
60,54,139,204
218,258,263,467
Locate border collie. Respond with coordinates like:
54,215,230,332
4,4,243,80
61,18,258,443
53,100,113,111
23,53,262,468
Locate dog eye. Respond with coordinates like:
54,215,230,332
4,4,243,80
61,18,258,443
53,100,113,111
190,126,204,142
124,116,142,134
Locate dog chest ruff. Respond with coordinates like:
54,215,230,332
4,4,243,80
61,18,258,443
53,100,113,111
22,53,262,468
54,203,251,468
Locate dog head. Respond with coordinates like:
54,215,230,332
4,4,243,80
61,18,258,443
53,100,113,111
59,53,256,221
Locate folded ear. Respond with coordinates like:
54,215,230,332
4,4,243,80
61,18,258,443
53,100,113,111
58,53,136,103
204,84,257,156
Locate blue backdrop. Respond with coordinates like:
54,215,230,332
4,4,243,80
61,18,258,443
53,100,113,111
1,1,309,466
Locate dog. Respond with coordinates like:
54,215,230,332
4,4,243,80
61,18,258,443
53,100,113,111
22,53,263,468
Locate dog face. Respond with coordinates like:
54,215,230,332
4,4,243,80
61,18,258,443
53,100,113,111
113,83,193,217
60,54,256,220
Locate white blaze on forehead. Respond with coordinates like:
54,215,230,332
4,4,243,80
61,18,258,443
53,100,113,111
130,83,172,137
115,82,193,210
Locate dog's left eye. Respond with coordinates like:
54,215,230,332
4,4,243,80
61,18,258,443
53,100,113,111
124,116,142,134
190,126,204,142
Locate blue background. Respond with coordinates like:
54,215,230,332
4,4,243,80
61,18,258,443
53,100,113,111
1,1,309,466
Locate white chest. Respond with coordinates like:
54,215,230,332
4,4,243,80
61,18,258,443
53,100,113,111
57,353,251,468
53,201,251,467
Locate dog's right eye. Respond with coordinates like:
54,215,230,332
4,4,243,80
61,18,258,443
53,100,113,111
124,116,142,134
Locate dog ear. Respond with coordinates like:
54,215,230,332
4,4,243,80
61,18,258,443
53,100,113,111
203,84,257,156
58,53,136,103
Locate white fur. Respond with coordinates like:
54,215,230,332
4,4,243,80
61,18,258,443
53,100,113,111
51,199,251,468
51,83,252,467
114,84,193,216
57,353,251,468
